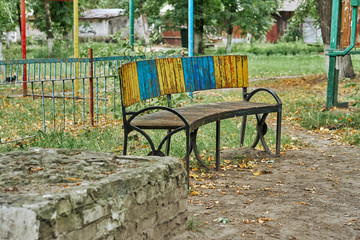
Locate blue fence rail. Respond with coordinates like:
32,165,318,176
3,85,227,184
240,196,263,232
0,55,145,144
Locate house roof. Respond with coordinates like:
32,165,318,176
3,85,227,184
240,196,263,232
278,0,301,11
80,9,126,19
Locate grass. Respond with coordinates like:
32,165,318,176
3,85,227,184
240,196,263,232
251,76,360,146
1,41,359,166
248,54,325,78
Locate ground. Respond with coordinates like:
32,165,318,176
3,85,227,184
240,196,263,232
174,121,360,240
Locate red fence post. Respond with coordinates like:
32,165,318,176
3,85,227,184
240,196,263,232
89,49,94,126
21,0,27,97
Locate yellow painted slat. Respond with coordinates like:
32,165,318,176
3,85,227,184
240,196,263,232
128,62,141,107
156,59,166,95
218,56,226,88
157,58,186,95
230,55,237,88
235,56,244,87
242,56,249,87
213,56,222,89
224,56,231,88
174,58,186,92
164,58,175,94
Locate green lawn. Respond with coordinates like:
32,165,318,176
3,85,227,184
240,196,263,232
1,41,359,162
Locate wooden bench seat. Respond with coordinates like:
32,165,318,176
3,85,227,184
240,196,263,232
131,101,279,130
119,55,282,178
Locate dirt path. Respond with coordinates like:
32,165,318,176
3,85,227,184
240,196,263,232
174,121,360,240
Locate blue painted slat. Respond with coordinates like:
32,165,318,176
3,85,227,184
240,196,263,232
197,57,206,90
208,57,216,89
137,60,161,101
193,58,201,91
182,58,195,92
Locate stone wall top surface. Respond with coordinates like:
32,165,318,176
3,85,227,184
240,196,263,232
0,148,185,208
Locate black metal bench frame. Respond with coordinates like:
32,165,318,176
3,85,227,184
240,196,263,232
119,56,282,179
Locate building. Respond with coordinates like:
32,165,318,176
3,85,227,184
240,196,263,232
266,0,322,44
21,9,149,43
79,9,150,43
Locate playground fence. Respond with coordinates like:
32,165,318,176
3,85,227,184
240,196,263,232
0,53,145,144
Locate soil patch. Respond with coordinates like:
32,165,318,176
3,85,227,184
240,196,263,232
174,122,360,240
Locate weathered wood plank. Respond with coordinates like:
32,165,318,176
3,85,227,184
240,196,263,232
119,55,249,107
120,62,140,107
131,101,278,130
341,0,360,48
242,56,249,86
137,60,160,100
235,56,243,87
183,57,195,92
174,58,186,93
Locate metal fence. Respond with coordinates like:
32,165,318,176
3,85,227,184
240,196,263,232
0,53,144,144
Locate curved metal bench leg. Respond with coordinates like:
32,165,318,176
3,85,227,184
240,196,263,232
185,129,190,188
276,111,282,155
126,125,159,156
191,129,211,170
251,114,271,154
165,129,171,156
216,121,221,171
240,115,247,147
123,129,129,155
250,115,261,149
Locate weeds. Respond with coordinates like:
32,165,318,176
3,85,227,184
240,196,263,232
186,218,203,231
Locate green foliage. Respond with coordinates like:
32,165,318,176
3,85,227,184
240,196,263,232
29,1,74,38
210,42,324,56
344,79,360,107
0,1,18,33
215,0,278,39
247,42,323,55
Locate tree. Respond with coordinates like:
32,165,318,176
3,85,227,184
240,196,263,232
318,0,355,79
29,1,74,40
216,0,278,53
0,1,18,61
164,0,222,54
44,1,54,56
294,0,355,79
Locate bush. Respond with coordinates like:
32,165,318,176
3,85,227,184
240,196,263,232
211,41,323,56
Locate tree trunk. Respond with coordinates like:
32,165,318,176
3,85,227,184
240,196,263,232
5,32,12,49
194,0,205,54
317,0,356,79
17,2,22,43
226,24,233,53
44,0,54,56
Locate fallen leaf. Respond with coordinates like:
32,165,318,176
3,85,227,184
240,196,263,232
189,190,200,196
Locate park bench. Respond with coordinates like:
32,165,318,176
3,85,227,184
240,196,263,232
118,55,282,176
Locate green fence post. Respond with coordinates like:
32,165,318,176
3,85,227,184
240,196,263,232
326,0,340,109
129,0,134,48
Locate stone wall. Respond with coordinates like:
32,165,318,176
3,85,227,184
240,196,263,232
0,148,188,240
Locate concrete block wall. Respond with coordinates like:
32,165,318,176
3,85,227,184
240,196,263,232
0,149,188,240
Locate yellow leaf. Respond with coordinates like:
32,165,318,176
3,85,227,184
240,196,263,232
189,190,200,196
252,171,263,176
66,177,82,182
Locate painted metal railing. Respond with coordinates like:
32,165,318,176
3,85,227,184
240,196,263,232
0,53,145,144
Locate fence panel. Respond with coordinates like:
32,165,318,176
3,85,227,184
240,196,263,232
0,55,144,144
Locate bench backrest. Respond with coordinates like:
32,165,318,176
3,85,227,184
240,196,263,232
119,55,248,107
